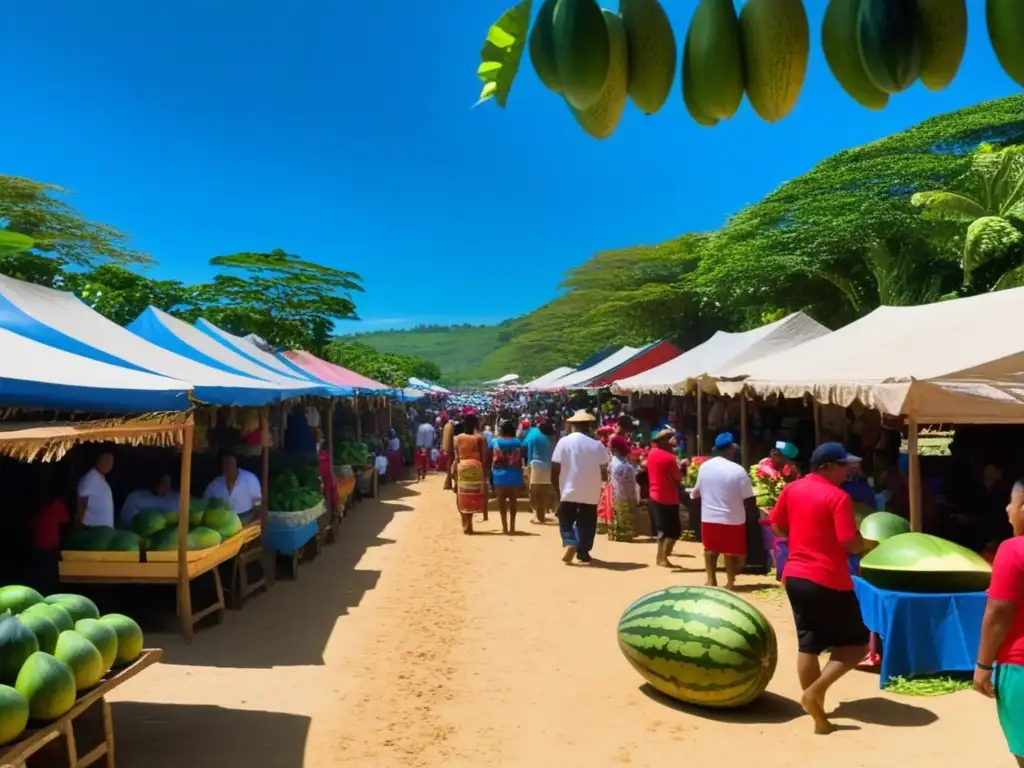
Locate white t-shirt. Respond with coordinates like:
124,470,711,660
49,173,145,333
692,456,754,526
415,423,436,450
551,432,608,506
77,468,114,528
374,455,389,475
120,489,180,524
204,468,262,515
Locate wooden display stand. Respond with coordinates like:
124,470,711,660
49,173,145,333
229,535,268,610
0,650,161,768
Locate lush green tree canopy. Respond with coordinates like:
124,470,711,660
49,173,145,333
327,341,441,388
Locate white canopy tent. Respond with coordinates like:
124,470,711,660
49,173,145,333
407,377,450,394
523,366,575,389
544,346,641,390
611,313,829,395
483,373,519,386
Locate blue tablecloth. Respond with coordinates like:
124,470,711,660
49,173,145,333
852,576,987,686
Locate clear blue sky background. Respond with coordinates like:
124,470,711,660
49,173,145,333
0,2,1018,332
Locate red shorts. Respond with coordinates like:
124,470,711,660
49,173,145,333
702,522,747,556
415,450,429,470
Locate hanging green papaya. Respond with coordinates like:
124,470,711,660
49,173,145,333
738,0,810,124
917,0,967,92
987,0,1024,89
681,36,718,127
685,0,745,121
620,0,676,116
568,10,629,139
530,0,562,93
821,0,888,110
552,0,611,110
856,0,925,94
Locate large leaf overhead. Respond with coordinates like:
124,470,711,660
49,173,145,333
910,191,987,222
963,215,1023,285
475,0,533,108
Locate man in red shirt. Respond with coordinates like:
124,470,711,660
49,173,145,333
770,442,866,735
646,428,682,568
975,479,1024,765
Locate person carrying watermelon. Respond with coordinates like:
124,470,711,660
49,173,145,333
769,442,868,735
974,480,1024,766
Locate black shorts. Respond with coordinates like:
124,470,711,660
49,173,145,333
785,576,869,654
650,502,682,541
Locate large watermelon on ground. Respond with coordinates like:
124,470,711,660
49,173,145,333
99,614,143,666
22,603,73,633
73,620,117,673
17,611,59,655
859,511,910,546
616,585,777,708
0,684,28,745
14,652,76,721
44,594,100,624
0,586,44,616
130,509,167,539
0,616,39,685
53,631,105,691
860,532,992,593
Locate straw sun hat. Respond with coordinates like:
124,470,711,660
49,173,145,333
566,409,597,424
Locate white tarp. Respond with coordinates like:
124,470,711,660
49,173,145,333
546,347,641,390
484,374,519,385
714,287,1024,423
612,313,829,395
523,366,575,389
407,377,450,393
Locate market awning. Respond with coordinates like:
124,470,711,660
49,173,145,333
522,366,575,389
0,412,192,462
586,340,682,388
543,345,646,391
0,274,306,407
0,325,190,413
714,288,1024,423
128,308,329,398
407,376,450,393
611,313,830,395
281,349,391,394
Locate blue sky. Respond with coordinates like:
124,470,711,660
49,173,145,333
0,2,1018,332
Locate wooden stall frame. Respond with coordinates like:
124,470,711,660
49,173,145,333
0,649,162,768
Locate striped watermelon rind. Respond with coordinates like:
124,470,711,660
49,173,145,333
616,586,777,708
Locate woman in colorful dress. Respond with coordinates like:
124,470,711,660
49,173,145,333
452,413,488,534
607,436,637,541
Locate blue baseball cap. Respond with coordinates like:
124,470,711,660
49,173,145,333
713,432,736,451
810,442,861,468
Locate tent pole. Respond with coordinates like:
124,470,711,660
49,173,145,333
176,421,195,641
740,395,749,468
327,399,335,468
354,396,361,440
696,381,704,455
260,406,270,530
908,418,922,533
813,400,821,445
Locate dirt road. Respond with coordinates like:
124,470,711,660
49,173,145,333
109,477,1010,767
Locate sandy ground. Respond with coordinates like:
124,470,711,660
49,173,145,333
106,476,1013,767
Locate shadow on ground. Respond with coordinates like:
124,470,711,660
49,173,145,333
831,697,939,727
640,684,805,724
80,481,422,670
112,701,309,767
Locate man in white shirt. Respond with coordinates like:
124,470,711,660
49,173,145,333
690,432,759,590
204,452,263,522
415,420,436,481
551,410,609,565
77,451,115,529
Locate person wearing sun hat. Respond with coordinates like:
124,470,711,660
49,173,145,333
551,409,609,564
769,441,868,735
690,432,760,589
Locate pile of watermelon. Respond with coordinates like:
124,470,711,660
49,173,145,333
0,585,144,745
64,497,244,556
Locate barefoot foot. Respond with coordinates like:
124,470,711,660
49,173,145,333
801,691,834,735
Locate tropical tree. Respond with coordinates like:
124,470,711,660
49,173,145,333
66,265,192,326
327,341,441,387
911,143,1024,292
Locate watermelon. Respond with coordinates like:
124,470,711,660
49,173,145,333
131,509,167,538
107,530,141,552
859,511,910,544
74,620,117,673
14,652,76,721
0,586,44,616
187,527,223,551
616,586,777,708
0,617,39,685
99,614,143,666
188,497,207,528
44,594,100,624
852,502,875,527
860,532,992,593
17,611,59,655
164,509,179,527
22,603,73,633
53,631,105,691
0,684,28,745
65,526,116,551
147,527,181,552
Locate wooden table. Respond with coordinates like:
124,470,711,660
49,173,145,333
0,649,161,768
